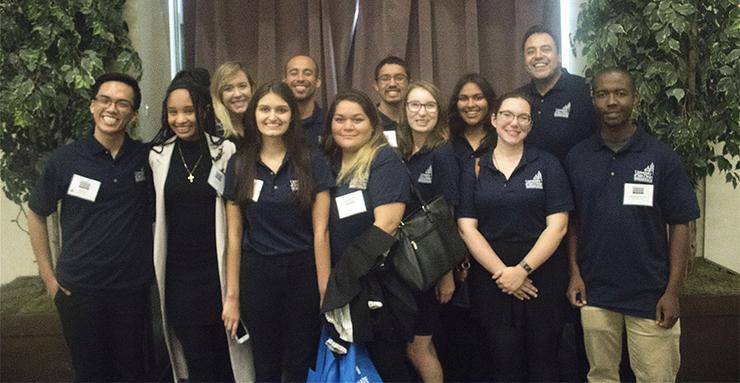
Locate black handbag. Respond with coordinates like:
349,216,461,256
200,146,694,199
390,167,468,292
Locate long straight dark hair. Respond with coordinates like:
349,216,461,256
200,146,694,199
233,81,314,210
447,73,497,147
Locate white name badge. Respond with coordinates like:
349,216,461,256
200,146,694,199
67,174,101,202
383,131,398,147
252,179,264,202
623,183,654,207
336,190,367,219
208,167,226,196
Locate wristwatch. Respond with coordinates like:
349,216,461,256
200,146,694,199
518,260,533,275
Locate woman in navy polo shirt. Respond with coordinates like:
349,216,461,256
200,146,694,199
396,81,459,382
457,92,573,381
323,90,411,381
222,81,334,382
447,73,498,165
150,70,253,382
211,61,255,143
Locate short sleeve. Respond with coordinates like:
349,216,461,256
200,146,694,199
223,156,238,202
456,158,478,218
28,151,62,217
310,150,335,193
543,153,574,215
658,151,700,224
432,144,461,207
367,147,410,208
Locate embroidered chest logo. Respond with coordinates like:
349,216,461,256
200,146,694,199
418,165,433,184
553,102,571,118
134,167,146,182
525,171,543,189
633,162,655,183
290,179,300,192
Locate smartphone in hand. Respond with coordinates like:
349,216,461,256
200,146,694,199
234,320,249,344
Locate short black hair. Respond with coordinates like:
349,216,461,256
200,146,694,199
91,72,141,110
374,55,410,80
522,25,560,53
592,67,637,93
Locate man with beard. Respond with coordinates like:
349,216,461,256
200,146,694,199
565,67,698,382
373,55,410,146
517,25,598,162
285,54,324,146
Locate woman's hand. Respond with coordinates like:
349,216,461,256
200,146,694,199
222,296,240,337
435,271,455,304
493,266,528,294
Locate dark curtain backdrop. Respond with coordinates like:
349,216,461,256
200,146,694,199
184,0,560,106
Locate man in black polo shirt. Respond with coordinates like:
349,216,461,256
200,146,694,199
27,73,154,381
285,54,325,146
565,68,699,382
373,55,410,146
517,25,598,162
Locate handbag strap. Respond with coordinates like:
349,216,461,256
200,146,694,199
398,156,431,212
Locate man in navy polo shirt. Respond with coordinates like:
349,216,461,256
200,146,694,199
517,25,598,162
565,67,699,382
27,73,154,381
373,55,410,146
285,54,325,146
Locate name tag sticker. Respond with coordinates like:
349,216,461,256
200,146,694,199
336,190,367,219
252,179,264,202
67,174,101,202
383,131,398,147
623,183,654,207
208,167,226,195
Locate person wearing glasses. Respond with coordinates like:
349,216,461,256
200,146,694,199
396,81,460,383
457,92,573,381
27,73,154,381
373,56,410,146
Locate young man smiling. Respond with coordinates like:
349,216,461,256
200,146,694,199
373,56,410,146
284,54,324,146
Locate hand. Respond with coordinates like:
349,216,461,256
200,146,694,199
511,278,539,300
435,271,455,304
222,296,241,337
493,266,528,294
42,276,71,299
655,292,680,328
567,274,588,307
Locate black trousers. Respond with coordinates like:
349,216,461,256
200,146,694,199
240,252,320,382
54,288,150,382
171,323,234,382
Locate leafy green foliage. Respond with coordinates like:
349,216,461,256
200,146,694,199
0,0,142,204
574,0,740,186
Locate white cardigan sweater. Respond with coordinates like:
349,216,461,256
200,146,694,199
149,134,254,382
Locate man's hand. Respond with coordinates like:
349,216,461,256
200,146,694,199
567,273,587,307
655,292,680,328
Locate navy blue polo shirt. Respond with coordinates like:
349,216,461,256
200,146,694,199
518,69,598,162
450,134,492,169
458,145,573,244
565,126,700,319
380,110,399,131
403,142,460,216
302,102,325,147
28,135,154,295
329,146,410,264
223,149,334,256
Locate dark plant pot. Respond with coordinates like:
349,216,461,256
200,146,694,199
0,312,73,382
677,294,739,382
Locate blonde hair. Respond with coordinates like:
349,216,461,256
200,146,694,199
397,81,449,159
210,61,254,138
323,90,388,185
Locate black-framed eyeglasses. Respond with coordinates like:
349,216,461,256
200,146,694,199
406,101,438,113
94,96,133,111
497,110,532,126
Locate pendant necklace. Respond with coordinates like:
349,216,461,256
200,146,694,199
177,141,203,183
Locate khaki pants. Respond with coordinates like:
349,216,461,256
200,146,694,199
581,305,680,383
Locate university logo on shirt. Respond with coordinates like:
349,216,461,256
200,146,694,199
418,165,433,184
553,102,571,118
525,171,543,189
290,179,300,192
633,162,655,183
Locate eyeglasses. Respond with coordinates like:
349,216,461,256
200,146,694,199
94,96,133,111
406,101,438,113
377,74,408,83
497,110,532,126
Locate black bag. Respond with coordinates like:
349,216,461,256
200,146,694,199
390,169,468,292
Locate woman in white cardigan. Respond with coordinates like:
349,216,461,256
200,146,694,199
149,70,254,382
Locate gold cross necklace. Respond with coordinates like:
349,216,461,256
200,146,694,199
177,141,203,183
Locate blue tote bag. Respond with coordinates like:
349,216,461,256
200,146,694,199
307,326,383,382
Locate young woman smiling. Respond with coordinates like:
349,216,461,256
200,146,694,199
222,81,334,382
211,62,255,142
